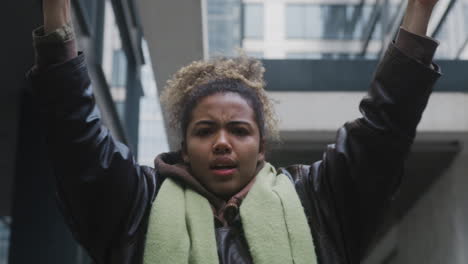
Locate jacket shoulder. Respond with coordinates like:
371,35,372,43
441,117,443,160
278,164,312,183
139,165,166,203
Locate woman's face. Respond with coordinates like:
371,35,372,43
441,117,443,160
182,92,265,199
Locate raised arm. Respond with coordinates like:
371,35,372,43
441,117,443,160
292,1,441,263
31,1,158,262
338,0,440,259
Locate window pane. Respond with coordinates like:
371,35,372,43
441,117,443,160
286,4,377,40
319,6,345,39
244,4,263,39
305,6,324,39
286,52,323,59
286,5,305,38
435,0,468,59
102,0,128,122
111,50,128,87
207,0,242,57
138,40,169,166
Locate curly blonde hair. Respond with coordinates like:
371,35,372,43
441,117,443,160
160,55,279,141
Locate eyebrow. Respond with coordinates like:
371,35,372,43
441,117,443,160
193,120,253,127
193,120,216,126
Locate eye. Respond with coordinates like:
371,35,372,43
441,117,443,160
195,127,213,137
232,127,249,136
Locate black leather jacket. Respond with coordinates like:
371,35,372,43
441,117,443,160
30,43,440,264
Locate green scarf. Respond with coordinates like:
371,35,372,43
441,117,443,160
143,162,317,264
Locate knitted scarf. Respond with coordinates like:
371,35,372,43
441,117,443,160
143,162,317,264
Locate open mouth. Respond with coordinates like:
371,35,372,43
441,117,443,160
210,164,238,177
209,157,238,177
211,164,237,170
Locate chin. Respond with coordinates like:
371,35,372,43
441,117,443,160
210,182,239,199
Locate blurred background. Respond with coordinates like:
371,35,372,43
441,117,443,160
1,0,468,263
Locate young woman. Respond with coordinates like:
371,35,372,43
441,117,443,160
32,0,441,263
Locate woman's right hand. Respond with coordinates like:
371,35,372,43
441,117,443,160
43,0,71,34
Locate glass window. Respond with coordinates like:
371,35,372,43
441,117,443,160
319,6,345,39
285,52,377,60
371,17,383,41
286,4,377,40
207,0,242,57
363,52,379,60
354,5,377,40
286,5,307,38
102,0,128,122
138,40,169,166
322,53,351,59
111,50,128,87
286,52,323,59
387,0,404,26
435,0,468,59
208,0,227,16
244,4,263,39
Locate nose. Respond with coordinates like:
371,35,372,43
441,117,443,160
212,131,232,155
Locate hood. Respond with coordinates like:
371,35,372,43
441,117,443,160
154,152,225,210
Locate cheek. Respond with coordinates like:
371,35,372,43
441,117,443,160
236,140,262,164
186,139,211,163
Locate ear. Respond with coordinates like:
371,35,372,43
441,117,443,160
258,139,266,162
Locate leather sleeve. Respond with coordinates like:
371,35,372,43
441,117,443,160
300,43,441,263
29,54,160,263
395,27,439,67
32,24,77,69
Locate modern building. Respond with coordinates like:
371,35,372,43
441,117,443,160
1,0,468,263
242,0,384,59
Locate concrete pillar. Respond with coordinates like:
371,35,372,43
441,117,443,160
136,0,207,149
365,134,468,264
394,136,468,264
